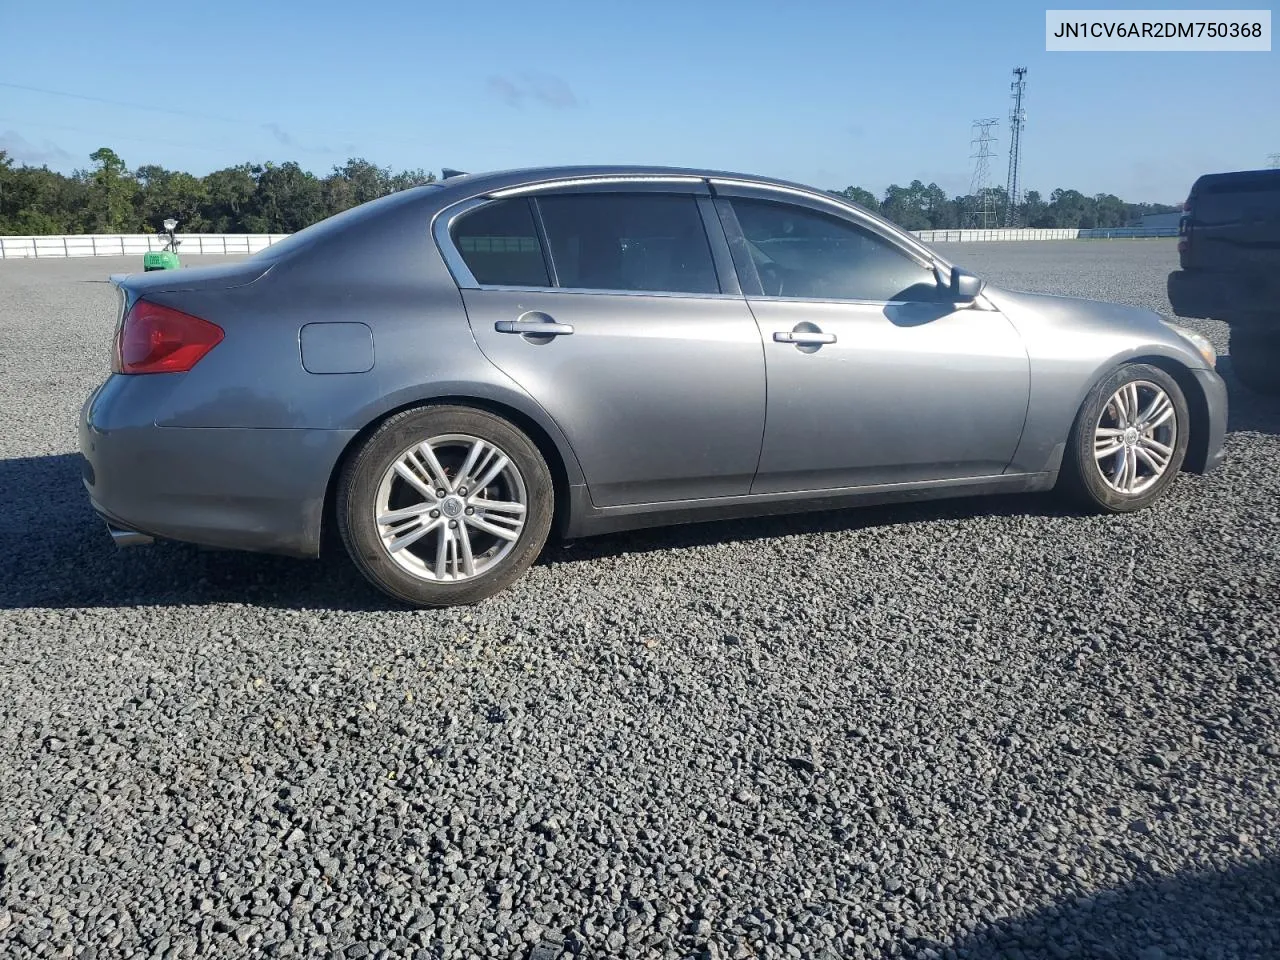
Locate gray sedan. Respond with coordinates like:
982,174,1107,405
79,166,1227,606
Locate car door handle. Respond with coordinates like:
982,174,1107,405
495,317,574,336
774,330,836,345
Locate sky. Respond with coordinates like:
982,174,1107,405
1,0,1276,204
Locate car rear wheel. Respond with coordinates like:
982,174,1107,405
1061,363,1190,513
337,405,553,607
1228,326,1280,396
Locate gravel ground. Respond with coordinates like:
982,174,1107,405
1,245,1277,960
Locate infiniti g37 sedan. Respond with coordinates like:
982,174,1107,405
80,165,1227,606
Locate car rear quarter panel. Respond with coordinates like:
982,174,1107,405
988,287,1213,474
135,192,587,487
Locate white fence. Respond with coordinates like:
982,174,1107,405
1,225,1177,260
0,234,290,259
913,228,1082,243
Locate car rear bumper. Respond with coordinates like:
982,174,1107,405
79,376,355,557
1168,269,1278,322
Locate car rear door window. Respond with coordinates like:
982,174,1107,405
536,193,720,295
451,198,550,287
730,197,941,302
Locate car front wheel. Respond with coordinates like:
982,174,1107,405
337,405,553,607
1061,363,1190,513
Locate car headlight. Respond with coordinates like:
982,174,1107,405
1167,324,1218,368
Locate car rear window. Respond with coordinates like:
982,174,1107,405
536,193,720,295
450,199,550,287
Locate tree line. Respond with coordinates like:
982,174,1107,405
831,182,1177,231
0,148,437,235
0,147,1176,236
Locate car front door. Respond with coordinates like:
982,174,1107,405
713,187,1030,494
440,183,766,507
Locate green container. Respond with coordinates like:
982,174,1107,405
142,250,181,271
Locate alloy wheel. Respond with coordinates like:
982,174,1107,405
374,434,528,582
1092,380,1178,495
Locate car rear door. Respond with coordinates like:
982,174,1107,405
712,184,1030,493
439,180,766,507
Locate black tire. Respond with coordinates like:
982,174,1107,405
1060,363,1190,513
337,405,553,607
1228,327,1280,396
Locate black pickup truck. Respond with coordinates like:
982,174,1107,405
1167,167,1280,395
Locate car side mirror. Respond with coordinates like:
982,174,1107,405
949,266,985,303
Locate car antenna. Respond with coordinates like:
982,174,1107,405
441,168,469,179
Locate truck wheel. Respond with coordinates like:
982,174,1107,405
1228,328,1280,396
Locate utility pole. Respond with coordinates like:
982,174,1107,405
1005,67,1027,226
968,119,1000,228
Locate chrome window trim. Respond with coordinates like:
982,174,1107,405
488,175,705,198
747,294,938,307
431,173,966,300
709,177,947,270
471,283,742,301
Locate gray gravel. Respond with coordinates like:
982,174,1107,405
1,245,1277,960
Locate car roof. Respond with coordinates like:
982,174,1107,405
430,164,830,197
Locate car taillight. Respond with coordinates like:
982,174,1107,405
114,300,224,375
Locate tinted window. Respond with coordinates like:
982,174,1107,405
537,194,719,295
451,198,550,287
730,198,941,301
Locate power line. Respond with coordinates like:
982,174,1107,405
0,81,242,125
0,116,249,154
0,79,439,154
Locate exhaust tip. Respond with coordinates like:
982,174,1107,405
107,523,154,548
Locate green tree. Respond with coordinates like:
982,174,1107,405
83,147,137,232
135,165,209,232
0,154,88,233
1092,193,1126,228
830,185,879,212
880,181,930,230
1019,190,1051,227
252,162,323,232
921,182,951,228
203,165,259,232
388,168,437,193
1048,188,1088,228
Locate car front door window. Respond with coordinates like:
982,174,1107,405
730,197,942,302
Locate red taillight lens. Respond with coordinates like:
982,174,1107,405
114,300,224,374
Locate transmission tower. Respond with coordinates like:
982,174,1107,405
1268,153,1280,169
968,119,1000,228
1005,67,1028,226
